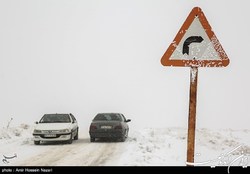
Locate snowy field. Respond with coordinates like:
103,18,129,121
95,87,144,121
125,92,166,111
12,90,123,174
0,124,250,167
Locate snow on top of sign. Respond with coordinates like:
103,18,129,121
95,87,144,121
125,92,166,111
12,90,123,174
210,35,228,59
183,58,224,67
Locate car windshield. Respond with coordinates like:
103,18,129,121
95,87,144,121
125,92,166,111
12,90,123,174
39,114,71,123
93,114,121,121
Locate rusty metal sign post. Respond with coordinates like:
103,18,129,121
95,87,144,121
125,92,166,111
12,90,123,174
187,67,198,163
160,7,230,164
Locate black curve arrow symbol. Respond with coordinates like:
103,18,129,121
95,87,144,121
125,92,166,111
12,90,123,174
182,36,204,55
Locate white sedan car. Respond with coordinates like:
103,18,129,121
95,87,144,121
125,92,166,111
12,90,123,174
33,113,79,145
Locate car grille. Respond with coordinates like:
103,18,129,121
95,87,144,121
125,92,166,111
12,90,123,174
40,135,61,139
41,130,61,134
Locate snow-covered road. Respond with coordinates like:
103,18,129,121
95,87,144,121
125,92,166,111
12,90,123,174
14,138,123,166
0,125,126,166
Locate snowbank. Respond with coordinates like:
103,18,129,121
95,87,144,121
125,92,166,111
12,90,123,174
0,124,33,143
0,125,249,166
113,128,250,166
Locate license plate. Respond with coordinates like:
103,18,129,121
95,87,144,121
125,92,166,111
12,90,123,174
101,126,112,129
44,134,56,137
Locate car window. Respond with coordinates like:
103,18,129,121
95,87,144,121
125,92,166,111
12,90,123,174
120,114,126,122
93,114,122,121
70,114,77,123
39,114,71,123
111,114,121,121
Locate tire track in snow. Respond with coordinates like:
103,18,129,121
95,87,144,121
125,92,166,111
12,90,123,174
14,138,120,166
88,142,118,166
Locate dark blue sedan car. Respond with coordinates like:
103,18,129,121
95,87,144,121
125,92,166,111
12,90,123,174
89,113,131,142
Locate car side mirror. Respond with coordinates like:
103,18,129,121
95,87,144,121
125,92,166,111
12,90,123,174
35,121,38,124
126,119,131,123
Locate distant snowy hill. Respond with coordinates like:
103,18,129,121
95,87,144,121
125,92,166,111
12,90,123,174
0,124,249,167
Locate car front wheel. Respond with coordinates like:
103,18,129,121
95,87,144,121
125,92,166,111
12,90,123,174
68,133,73,144
90,137,95,142
74,128,79,140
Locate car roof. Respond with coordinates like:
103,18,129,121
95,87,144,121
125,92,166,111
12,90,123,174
44,113,72,115
97,113,122,114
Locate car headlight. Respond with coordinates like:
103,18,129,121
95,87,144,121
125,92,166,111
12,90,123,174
33,129,42,133
60,129,70,133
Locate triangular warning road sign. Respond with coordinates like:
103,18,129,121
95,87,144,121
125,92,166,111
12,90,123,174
161,7,230,67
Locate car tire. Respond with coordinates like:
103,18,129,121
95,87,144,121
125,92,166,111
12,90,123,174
120,130,128,142
68,133,73,144
120,136,126,142
90,137,95,142
120,130,126,142
125,129,129,138
74,128,79,140
34,141,40,145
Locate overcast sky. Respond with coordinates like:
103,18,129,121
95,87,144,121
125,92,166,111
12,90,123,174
0,0,249,132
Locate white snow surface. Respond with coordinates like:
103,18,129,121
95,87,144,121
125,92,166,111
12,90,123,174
0,124,250,166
